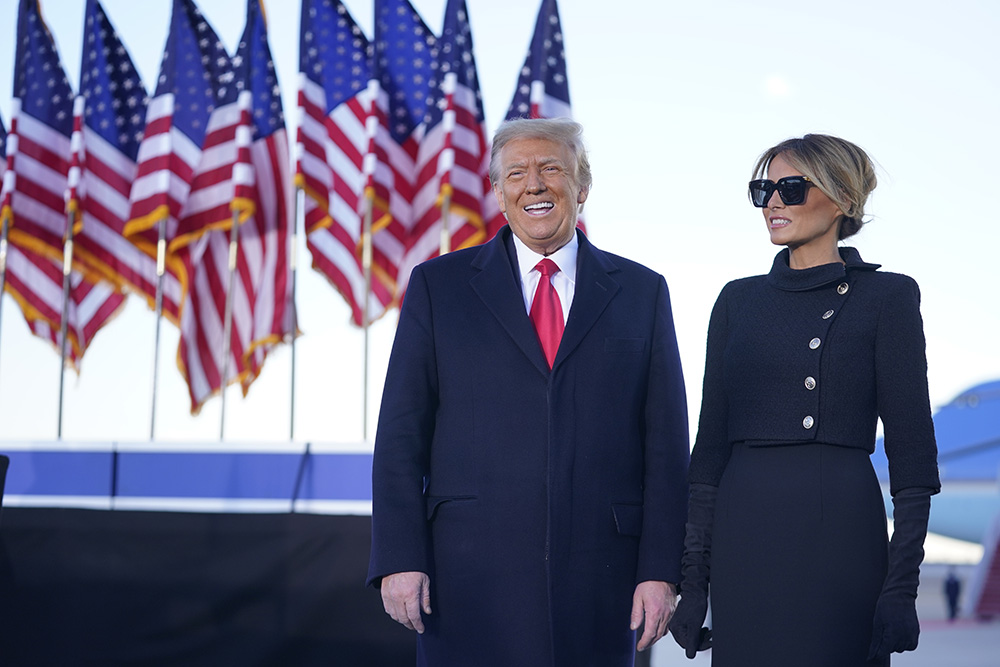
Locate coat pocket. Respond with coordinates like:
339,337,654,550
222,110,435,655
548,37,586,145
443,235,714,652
604,337,645,353
425,495,478,521
611,502,643,537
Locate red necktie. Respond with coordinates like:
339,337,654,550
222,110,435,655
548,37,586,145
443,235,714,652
530,259,564,369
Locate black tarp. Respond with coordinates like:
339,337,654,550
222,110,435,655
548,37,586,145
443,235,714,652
0,509,413,666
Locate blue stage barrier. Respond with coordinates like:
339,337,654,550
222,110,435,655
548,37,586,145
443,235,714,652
0,443,374,514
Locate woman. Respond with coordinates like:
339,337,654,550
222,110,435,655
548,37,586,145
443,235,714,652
669,134,939,666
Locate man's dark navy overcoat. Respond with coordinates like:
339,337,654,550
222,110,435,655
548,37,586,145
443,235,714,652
368,227,690,666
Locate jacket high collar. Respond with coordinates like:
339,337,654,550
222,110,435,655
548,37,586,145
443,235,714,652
767,247,881,292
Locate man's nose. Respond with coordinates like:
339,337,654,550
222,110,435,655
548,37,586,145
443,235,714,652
526,168,546,193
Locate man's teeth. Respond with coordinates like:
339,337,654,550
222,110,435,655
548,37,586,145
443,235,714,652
524,203,553,211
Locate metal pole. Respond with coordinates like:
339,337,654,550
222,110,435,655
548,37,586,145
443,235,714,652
361,191,374,443
439,72,457,258
56,209,76,440
290,440,312,513
0,215,9,382
219,210,241,441
110,441,120,511
289,188,301,442
149,216,167,441
0,101,20,387
358,80,381,444
440,188,452,256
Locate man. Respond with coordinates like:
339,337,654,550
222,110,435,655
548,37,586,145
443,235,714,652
944,568,961,621
368,118,689,666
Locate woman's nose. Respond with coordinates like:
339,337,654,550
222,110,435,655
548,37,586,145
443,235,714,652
766,187,784,209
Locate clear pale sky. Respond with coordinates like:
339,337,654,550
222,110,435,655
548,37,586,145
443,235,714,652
0,0,998,446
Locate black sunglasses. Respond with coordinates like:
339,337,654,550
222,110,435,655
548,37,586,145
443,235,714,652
748,176,814,207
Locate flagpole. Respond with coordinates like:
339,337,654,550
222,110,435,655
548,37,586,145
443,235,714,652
149,216,167,440
0,97,21,392
289,187,301,442
361,190,373,443
359,79,382,444
440,187,452,256
439,72,458,257
219,209,241,442
146,93,178,443
289,200,303,505
58,96,86,441
0,215,9,382
56,208,76,440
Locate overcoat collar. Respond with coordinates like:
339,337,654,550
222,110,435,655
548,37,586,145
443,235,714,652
470,226,621,375
767,247,881,292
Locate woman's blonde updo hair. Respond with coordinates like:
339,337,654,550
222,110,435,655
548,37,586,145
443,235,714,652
752,134,877,240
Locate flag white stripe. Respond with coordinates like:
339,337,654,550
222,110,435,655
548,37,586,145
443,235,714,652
7,246,63,306
11,191,66,239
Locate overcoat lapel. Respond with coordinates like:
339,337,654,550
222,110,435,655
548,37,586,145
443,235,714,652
553,231,620,368
470,228,621,375
470,229,550,375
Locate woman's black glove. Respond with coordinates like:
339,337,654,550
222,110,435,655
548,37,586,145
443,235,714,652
669,483,717,659
868,486,934,660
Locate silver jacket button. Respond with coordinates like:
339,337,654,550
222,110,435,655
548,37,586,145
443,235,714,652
822,309,834,319
803,415,815,429
804,376,817,390
809,337,821,349
837,282,849,295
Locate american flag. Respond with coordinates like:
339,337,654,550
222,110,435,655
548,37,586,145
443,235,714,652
484,0,584,238
178,0,295,413
125,0,236,257
73,0,184,324
402,0,488,292
233,0,295,393
296,0,394,326
0,0,124,368
368,0,438,305
172,4,244,250
4,0,75,262
1,241,124,366
506,0,573,120
1,109,7,223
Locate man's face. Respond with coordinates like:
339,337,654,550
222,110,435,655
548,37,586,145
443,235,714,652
492,136,588,256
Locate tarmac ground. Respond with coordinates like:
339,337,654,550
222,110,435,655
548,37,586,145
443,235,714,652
650,563,1000,667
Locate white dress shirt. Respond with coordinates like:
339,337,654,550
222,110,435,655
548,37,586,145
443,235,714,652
512,232,578,325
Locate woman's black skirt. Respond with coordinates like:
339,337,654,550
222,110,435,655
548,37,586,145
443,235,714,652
710,442,890,666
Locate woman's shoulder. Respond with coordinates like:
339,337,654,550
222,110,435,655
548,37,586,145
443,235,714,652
705,276,768,323
850,269,926,324
717,274,767,299
844,248,919,292
856,268,921,296
703,274,766,314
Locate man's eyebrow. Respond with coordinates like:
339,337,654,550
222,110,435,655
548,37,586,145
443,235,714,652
505,156,563,171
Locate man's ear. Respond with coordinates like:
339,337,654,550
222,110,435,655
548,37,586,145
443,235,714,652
493,182,507,216
577,187,589,205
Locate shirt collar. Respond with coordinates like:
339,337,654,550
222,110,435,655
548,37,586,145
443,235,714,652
512,231,579,284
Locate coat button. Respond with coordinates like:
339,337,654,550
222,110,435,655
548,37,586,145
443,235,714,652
822,309,834,319
809,337,821,349
803,415,815,429
805,376,816,390
837,282,849,295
